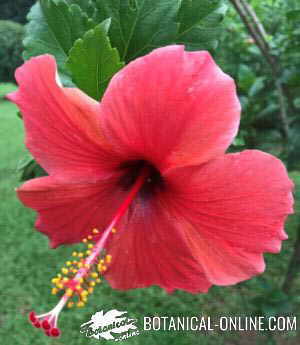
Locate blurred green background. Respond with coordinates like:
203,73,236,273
1,0,300,344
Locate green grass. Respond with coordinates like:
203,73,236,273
0,82,17,99
0,84,299,345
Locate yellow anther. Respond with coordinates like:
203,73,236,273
67,301,74,308
84,263,90,269
78,278,84,283
87,244,94,249
57,274,62,278
76,285,81,290
61,268,69,275
100,259,104,264
92,228,99,234
86,250,91,255
88,287,94,294
77,301,85,308
91,272,98,278
62,277,69,283
105,255,112,263
51,288,58,295
72,252,78,257
111,228,117,234
82,238,87,243
78,252,84,258
101,265,107,272
72,268,78,273
89,281,96,287
81,290,89,297
77,262,83,268
72,261,77,265
51,278,59,284
82,296,88,302
66,261,72,266
57,283,64,289
87,235,93,240
66,288,73,297
96,278,101,283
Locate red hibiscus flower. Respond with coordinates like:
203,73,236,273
8,45,293,337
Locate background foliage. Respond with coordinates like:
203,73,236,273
0,0,35,23
0,0,300,344
0,20,24,82
217,0,300,169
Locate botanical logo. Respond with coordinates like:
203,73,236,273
80,309,139,341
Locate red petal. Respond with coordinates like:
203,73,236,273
105,196,212,293
17,175,127,247
100,45,240,172
182,225,266,285
7,55,119,182
163,150,294,285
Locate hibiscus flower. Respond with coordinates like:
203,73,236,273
8,45,293,337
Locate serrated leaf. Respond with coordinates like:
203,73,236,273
67,23,124,100
23,0,102,84
176,0,227,50
94,0,180,62
65,0,96,17
23,3,68,80
40,0,96,53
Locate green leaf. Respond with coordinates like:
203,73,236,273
176,0,226,50
40,0,96,54
23,0,100,84
65,0,96,17
67,23,124,100
17,157,47,181
94,0,180,62
177,0,219,33
24,0,226,76
23,3,67,78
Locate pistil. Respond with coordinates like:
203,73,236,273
28,166,149,337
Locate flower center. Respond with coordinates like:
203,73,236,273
118,159,164,198
28,166,150,337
